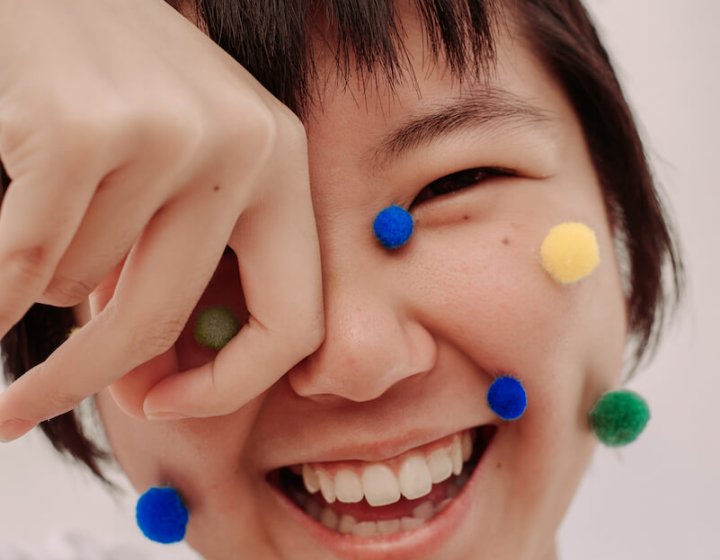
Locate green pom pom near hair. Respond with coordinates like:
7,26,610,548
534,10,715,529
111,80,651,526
589,390,650,447
194,306,240,350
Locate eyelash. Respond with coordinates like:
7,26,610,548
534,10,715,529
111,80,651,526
411,167,514,207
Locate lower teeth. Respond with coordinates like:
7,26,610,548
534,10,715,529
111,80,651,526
302,472,469,537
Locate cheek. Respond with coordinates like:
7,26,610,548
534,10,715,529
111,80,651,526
96,390,260,498
97,391,268,552
406,183,626,433
405,197,625,540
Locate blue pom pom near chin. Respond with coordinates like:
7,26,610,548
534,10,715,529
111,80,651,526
373,204,414,249
136,487,189,544
487,376,527,421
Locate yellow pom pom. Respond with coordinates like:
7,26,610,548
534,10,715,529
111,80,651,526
541,222,600,284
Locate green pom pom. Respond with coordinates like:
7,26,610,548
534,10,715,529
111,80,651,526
589,390,650,447
193,306,240,350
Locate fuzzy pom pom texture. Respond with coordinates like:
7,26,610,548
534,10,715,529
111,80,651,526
373,204,414,249
589,390,650,446
194,306,240,350
487,376,527,421
136,487,189,544
541,222,600,284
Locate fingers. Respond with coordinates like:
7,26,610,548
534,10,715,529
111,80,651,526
0,186,233,429
142,151,324,417
0,164,99,336
38,158,184,307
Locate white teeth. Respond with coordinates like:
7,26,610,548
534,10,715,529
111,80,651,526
352,521,378,537
338,514,357,534
306,500,441,536
401,516,426,530
302,464,320,494
334,469,364,503
426,448,454,483
377,519,401,535
298,429,477,507
316,469,336,504
436,498,451,512
361,464,401,506
461,431,473,462
412,500,435,520
320,507,339,530
398,453,433,500
450,436,463,476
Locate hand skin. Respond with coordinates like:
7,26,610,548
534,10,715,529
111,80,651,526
0,0,324,439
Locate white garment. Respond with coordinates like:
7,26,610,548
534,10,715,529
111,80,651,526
1,530,201,560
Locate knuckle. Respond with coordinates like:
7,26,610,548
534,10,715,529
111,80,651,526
42,275,93,307
125,314,186,359
278,110,308,148
130,108,200,155
225,103,278,162
2,245,52,286
44,112,109,155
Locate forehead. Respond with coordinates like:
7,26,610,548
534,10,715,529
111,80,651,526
303,13,568,179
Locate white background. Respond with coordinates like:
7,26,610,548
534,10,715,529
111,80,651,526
0,1,718,558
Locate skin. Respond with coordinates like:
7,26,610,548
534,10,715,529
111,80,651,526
91,4,628,559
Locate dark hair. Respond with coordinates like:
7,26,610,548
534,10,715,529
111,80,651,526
0,0,682,484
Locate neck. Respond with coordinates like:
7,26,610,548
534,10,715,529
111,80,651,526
542,541,558,560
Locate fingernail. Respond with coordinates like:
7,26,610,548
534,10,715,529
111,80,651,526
145,411,188,421
0,419,35,442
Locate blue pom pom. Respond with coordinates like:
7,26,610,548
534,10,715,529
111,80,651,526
487,376,527,421
136,487,189,544
373,204,414,249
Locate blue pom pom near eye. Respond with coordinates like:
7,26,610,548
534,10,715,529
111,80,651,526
373,204,414,249
136,487,189,544
487,376,527,421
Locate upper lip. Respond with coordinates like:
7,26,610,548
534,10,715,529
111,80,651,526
272,421,492,469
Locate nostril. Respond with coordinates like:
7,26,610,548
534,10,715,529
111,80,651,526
285,319,436,402
286,369,366,403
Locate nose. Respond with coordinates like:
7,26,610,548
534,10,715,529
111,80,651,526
287,257,437,403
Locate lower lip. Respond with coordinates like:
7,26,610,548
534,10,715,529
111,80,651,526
266,431,496,560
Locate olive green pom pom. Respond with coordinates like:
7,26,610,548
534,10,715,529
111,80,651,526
589,390,650,447
194,306,240,350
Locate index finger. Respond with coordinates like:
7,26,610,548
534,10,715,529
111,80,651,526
143,185,324,417
142,135,324,417
0,189,231,438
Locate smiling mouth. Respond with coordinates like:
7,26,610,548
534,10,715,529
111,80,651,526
267,425,497,538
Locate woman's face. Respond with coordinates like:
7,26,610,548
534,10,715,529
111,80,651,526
94,5,626,560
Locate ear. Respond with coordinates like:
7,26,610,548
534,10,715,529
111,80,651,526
88,261,180,420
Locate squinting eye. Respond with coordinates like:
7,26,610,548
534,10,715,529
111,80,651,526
411,167,514,207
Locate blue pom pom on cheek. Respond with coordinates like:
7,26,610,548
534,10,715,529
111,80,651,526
373,204,414,249
136,487,189,544
487,376,527,421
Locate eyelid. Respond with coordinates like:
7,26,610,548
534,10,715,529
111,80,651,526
410,166,516,208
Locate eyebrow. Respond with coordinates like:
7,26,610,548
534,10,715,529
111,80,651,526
368,89,554,172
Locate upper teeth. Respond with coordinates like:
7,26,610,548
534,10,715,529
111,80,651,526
300,430,473,507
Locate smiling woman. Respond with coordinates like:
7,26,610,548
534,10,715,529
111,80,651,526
0,1,682,559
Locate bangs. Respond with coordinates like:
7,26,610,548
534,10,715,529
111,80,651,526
188,0,501,116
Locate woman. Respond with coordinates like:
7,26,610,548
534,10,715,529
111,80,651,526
0,1,681,558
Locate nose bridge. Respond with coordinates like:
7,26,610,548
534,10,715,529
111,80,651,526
287,232,436,402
